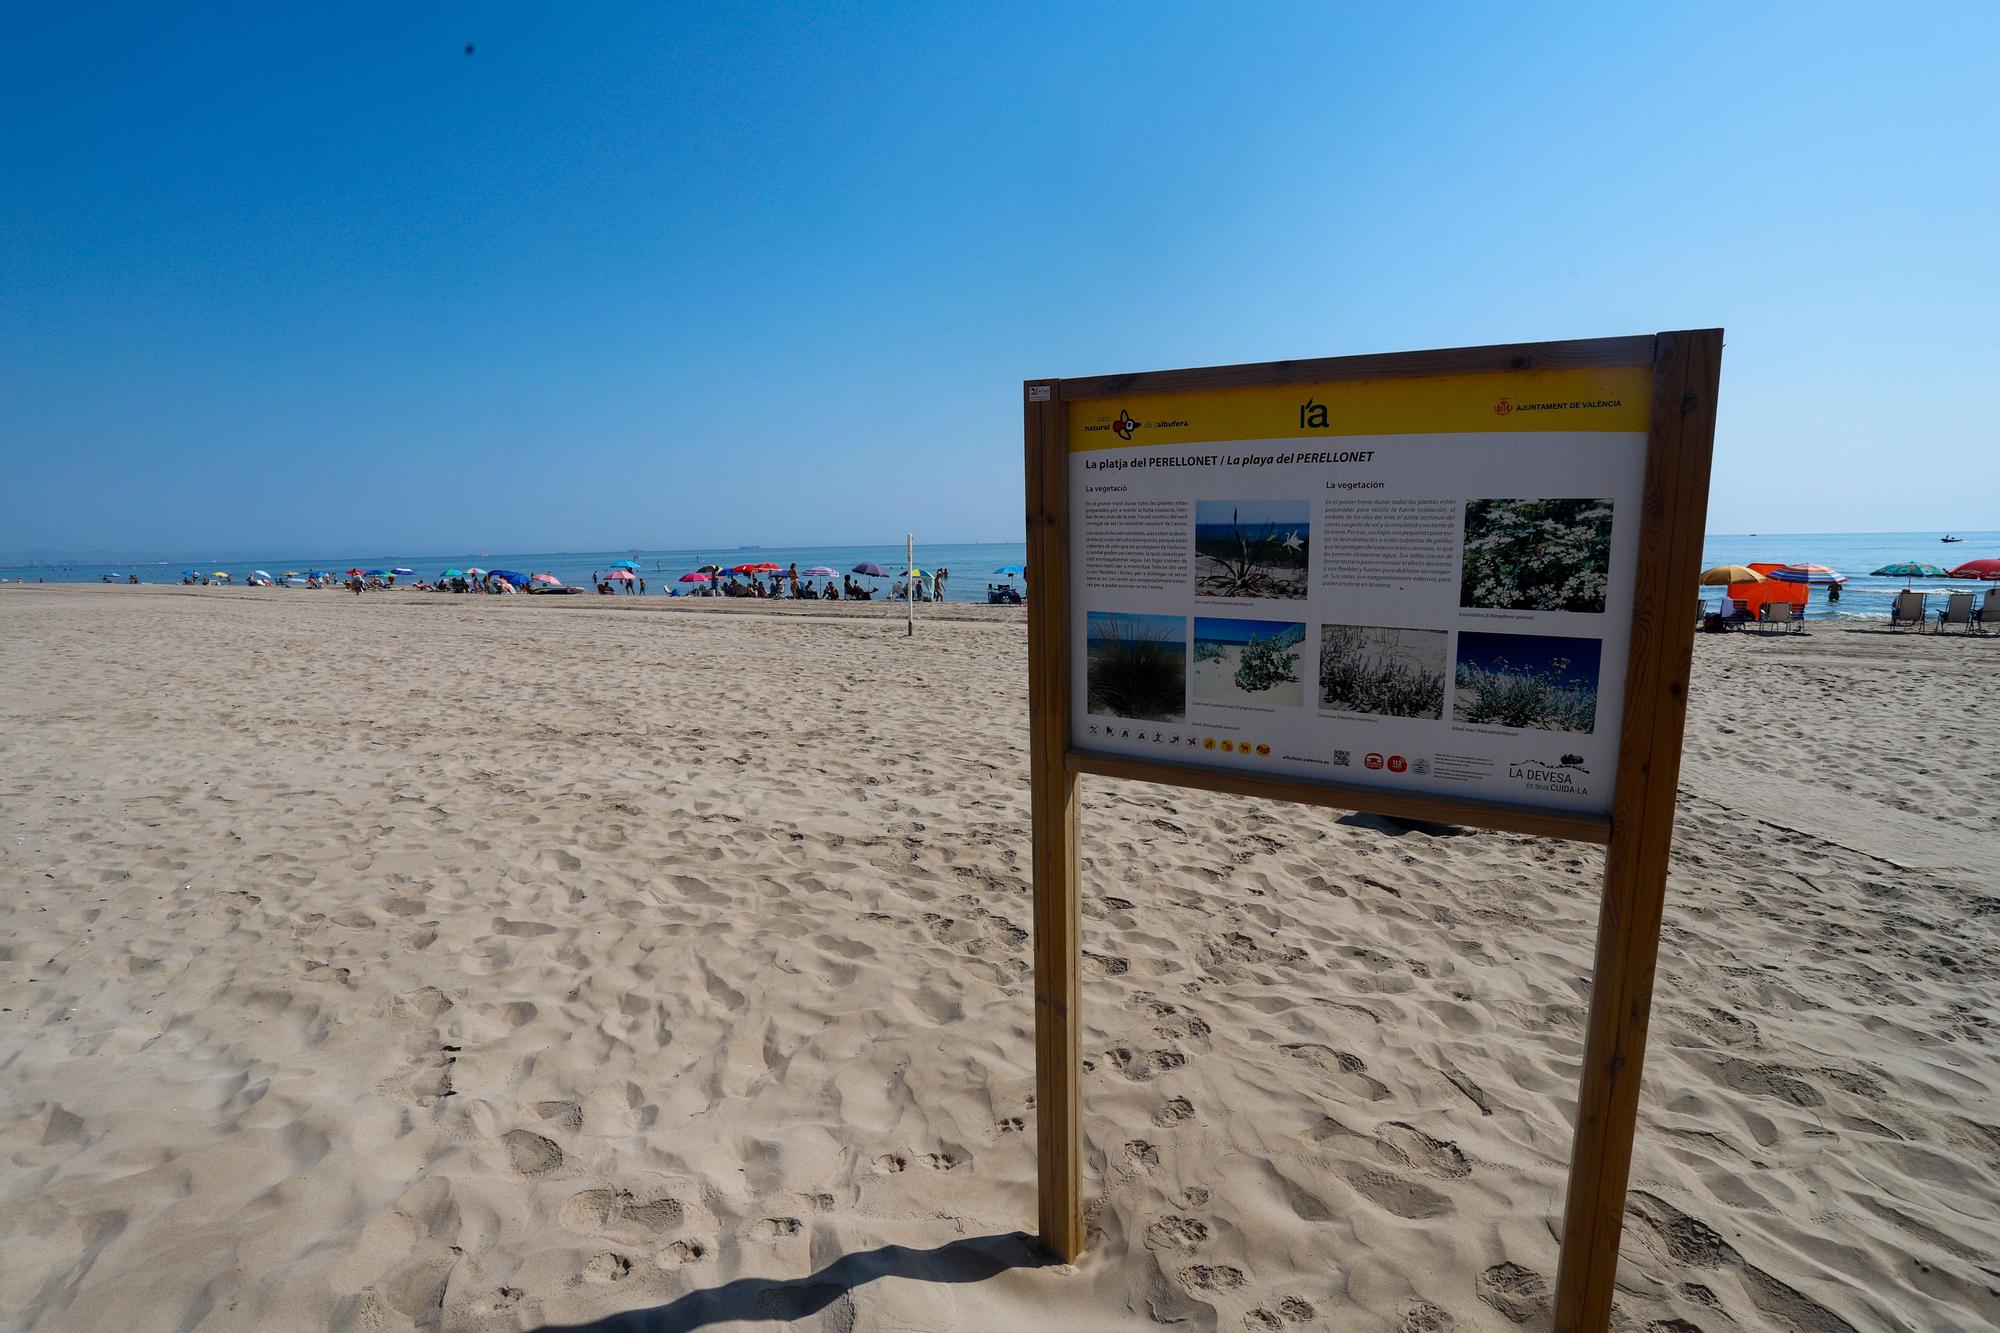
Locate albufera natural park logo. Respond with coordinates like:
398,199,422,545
1111,409,1141,440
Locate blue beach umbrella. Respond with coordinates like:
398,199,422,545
487,569,529,586
851,562,888,578
391,567,414,575
994,564,1026,576
365,569,388,577
1871,561,1948,578
610,560,640,569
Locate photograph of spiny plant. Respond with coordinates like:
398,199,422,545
1191,617,1306,707
1460,498,1613,613
1085,612,1186,722
1452,630,1601,732
1317,624,1448,718
1194,500,1310,599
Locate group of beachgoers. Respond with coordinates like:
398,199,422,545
669,563,952,601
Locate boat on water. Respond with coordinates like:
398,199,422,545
1942,534,1964,542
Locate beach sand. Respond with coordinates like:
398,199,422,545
2,586,1995,1331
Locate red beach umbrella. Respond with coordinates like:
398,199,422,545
678,572,711,583
1947,558,2000,579
529,572,562,585
344,567,364,575
603,569,634,581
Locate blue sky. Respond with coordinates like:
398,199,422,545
3,4,1994,559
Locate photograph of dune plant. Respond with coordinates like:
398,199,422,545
1460,498,1614,613
1317,624,1448,719
1452,631,1601,732
1194,501,1310,600
1192,617,1306,707
1086,612,1186,722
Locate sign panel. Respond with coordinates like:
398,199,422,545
1064,365,1651,817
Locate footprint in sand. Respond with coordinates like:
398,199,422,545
1178,1264,1245,1292
1477,1262,1549,1324
1341,1165,1452,1219
1143,1216,1209,1250
1374,1123,1471,1179
1153,1097,1197,1127
748,1216,802,1240
583,1252,631,1282
1124,1141,1160,1168
873,1154,907,1173
502,1130,563,1177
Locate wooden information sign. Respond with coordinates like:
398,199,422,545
1023,331,1722,1332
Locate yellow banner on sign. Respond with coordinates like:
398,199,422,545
1068,365,1652,451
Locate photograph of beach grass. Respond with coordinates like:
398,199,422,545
1317,624,1448,719
1453,630,1602,732
1192,617,1306,707
1086,611,1186,722
1194,500,1310,600
1461,497,1614,613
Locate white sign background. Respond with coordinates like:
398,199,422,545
1067,430,1647,816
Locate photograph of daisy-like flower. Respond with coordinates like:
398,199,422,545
1460,498,1613,613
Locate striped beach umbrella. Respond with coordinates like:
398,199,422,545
1766,563,1847,585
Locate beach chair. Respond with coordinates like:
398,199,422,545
1979,587,1999,634
1762,600,1803,634
1936,591,1975,633
1889,589,1927,632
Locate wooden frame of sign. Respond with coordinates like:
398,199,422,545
1024,330,1722,1333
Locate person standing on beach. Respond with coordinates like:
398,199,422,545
787,562,799,596
935,567,948,602
638,577,645,595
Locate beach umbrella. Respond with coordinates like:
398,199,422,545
851,562,887,577
440,568,465,578
994,563,1026,576
181,569,198,577
901,567,929,578
365,569,388,577
488,569,529,586
610,560,640,569
1871,561,1948,579
802,565,837,577
1947,558,2000,579
530,572,562,585
212,571,231,579
1766,563,1847,585
282,570,299,577
391,567,414,575
603,569,634,581
345,568,364,576
679,572,712,583
1699,565,1763,585
251,570,273,581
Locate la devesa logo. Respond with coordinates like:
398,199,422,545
1507,753,1591,796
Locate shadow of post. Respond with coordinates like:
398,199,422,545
531,1232,1054,1332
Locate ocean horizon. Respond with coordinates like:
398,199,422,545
4,530,1993,618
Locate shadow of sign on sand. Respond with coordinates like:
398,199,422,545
529,1233,1052,1332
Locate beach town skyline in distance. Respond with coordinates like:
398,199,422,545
4,7,1996,1333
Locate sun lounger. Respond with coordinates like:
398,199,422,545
1936,591,1976,633
1889,589,1926,632
1979,588,1999,634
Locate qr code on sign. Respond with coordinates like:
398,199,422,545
1332,750,1350,768
1411,757,1430,776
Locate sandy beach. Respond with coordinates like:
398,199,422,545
2,584,1995,1332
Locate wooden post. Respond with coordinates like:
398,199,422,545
1552,329,1723,1331
1024,382,1083,1260
907,533,915,636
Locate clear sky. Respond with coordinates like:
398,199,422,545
4,4,1994,559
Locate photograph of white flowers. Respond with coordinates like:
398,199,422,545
1459,498,1614,614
